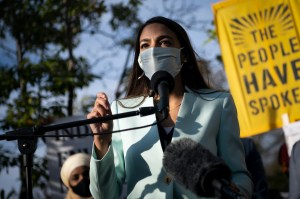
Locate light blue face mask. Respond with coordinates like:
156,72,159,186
138,47,183,80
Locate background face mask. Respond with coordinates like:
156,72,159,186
138,47,183,80
70,178,92,197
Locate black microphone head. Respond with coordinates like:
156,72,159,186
163,138,231,197
150,71,175,93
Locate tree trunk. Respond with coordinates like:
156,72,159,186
65,0,74,116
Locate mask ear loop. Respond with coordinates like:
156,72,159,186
180,47,187,66
138,72,145,80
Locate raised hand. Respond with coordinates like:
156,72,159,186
87,92,113,158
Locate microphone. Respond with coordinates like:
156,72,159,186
163,138,244,198
150,71,174,119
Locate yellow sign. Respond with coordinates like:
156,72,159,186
213,0,300,137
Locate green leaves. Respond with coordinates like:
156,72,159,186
110,0,141,30
0,0,144,196
0,67,18,103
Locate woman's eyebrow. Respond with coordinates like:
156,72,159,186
157,35,174,41
140,35,174,43
140,38,150,43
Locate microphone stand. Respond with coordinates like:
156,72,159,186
212,179,244,199
0,106,157,199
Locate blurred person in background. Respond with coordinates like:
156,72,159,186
241,138,269,199
289,140,300,199
60,153,93,199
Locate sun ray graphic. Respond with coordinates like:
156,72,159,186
229,3,294,46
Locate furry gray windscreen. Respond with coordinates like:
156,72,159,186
163,138,231,197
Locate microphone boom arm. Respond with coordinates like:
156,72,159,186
0,106,157,141
0,106,157,199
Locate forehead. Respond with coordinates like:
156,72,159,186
70,166,89,176
139,23,178,41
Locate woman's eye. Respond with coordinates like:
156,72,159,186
70,174,79,181
140,43,149,49
160,40,171,47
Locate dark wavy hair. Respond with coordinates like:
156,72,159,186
126,16,209,98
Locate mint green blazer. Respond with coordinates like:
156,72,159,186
89,89,253,199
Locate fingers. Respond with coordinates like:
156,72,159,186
86,92,112,131
87,92,112,155
94,92,111,114
87,92,111,117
